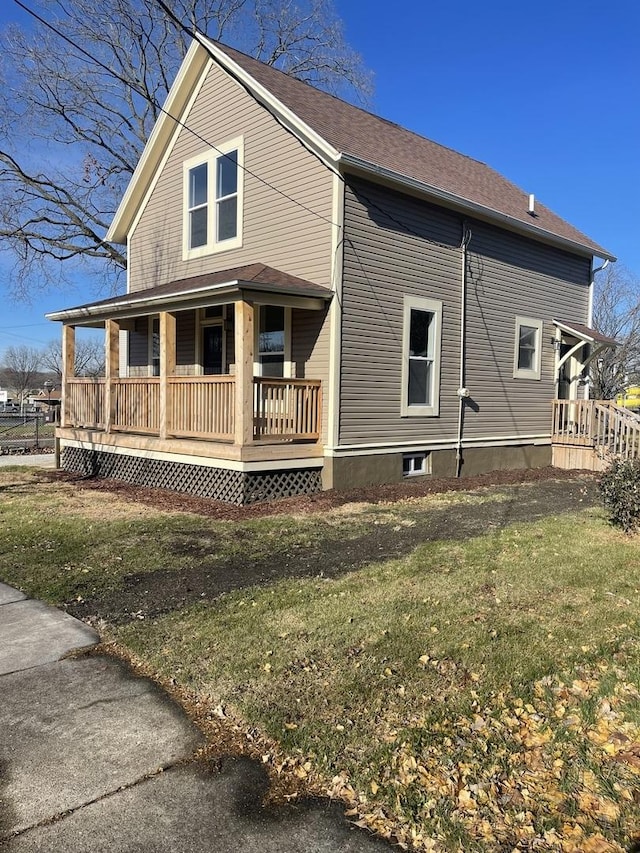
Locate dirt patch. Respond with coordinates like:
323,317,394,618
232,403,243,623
66,475,598,626
43,465,595,521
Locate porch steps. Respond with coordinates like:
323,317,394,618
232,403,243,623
551,400,640,472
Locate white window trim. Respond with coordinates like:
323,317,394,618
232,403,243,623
182,136,244,261
402,451,430,477
513,316,543,380
401,295,442,417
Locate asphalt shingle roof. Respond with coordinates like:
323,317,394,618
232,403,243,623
46,264,331,319
216,41,612,259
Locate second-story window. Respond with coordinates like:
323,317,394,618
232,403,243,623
188,163,208,249
183,138,243,258
216,150,238,242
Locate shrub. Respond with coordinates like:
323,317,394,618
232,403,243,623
598,458,640,532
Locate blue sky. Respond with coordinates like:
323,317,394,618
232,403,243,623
1,0,638,355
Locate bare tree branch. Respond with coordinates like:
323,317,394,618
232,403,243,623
590,265,640,399
41,338,105,378
0,345,43,402
1,0,372,300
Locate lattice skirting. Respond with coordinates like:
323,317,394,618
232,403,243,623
61,447,322,505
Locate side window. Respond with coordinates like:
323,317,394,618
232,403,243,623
514,316,543,380
149,317,160,377
183,138,243,259
258,306,286,377
401,296,442,416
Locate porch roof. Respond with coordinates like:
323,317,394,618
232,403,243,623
46,264,332,324
553,319,619,347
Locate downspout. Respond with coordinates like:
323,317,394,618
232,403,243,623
587,258,610,400
588,258,609,327
455,222,472,477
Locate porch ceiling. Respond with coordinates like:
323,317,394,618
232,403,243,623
46,263,332,324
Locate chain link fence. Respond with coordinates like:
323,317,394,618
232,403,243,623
0,414,56,455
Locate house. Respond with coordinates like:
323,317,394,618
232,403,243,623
47,36,618,503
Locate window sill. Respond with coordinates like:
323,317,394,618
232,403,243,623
513,371,541,381
182,236,243,262
400,406,440,417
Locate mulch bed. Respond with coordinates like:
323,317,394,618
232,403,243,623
42,465,596,521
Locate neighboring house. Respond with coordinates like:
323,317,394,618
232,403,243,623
47,37,617,503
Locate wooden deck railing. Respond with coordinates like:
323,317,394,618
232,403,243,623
63,375,322,444
167,376,235,440
66,378,106,429
551,399,640,462
112,378,160,434
254,378,322,441
551,399,598,446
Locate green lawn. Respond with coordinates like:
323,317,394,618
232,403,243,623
1,468,639,852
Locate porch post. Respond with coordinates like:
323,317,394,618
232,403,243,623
104,319,120,433
61,324,75,428
234,300,254,446
159,311,176,439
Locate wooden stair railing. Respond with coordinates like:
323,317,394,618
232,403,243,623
551,400,640,466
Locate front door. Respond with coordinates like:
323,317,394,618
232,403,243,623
558,342,573,399
557,335,587,400
203,325,223,375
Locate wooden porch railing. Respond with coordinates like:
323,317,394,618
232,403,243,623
112,378,160,434
66,378,106,429
64,375,322,444
551,399,640,462
167,376,235,440
254,378,322,441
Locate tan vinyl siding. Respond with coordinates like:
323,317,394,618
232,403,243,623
340,179,462,445
463,223,590,438
128,317,150,377
128,60,333,292
291,306,330,442
175,310,196,376
340,177,591,447
127,311,198,376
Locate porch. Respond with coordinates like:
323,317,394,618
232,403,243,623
50,265,332,467
551,399,640,471
46,266,333,503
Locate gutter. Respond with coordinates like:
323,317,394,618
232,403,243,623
338,154,617,263
46,279,331,323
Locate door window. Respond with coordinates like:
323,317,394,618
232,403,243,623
202,325,223,375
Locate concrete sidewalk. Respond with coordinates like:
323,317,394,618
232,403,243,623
0,453,56,468
0,583,388,852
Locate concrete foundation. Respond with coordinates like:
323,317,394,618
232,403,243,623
324,443,551,490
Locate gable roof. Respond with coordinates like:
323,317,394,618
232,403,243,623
107,36,614,262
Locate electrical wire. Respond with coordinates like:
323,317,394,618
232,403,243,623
153,0,469,255
153,0,344,181
11,0,472,255
349,183,469,252
11,0,339,228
